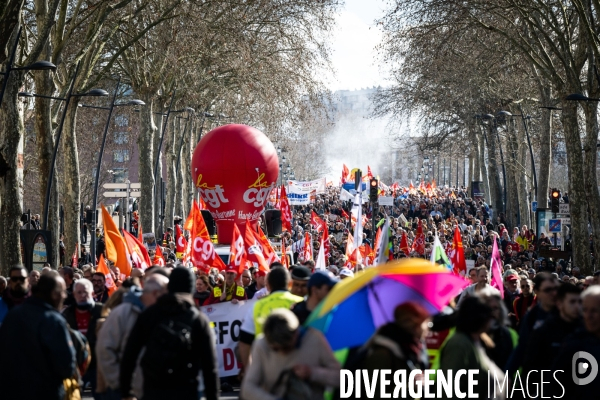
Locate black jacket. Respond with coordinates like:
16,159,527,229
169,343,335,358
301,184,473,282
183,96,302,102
120,293,219,400
523,314,583,373
62,302,103,369
0,297,76,400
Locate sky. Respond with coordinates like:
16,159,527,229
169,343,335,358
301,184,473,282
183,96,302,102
326,0,389,91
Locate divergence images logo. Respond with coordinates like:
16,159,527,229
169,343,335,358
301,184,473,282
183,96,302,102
572,351,599,386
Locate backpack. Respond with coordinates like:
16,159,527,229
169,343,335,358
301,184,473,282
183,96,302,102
141,310,197,384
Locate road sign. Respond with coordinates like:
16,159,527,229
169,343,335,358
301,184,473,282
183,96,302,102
549,219,562,233
103,182,141,189
531,201,537,213
379,196,394,206
103,191,141,198
561,218,571,225
559,204,569,214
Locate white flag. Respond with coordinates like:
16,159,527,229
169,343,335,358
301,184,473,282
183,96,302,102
315,238,327,271
352,193,363,250
375,217,390,266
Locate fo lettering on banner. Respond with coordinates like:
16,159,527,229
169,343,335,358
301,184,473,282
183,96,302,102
201,300,256,377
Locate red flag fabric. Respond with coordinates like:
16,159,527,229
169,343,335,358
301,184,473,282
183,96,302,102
281,239,290,269
153,245,166,266
342,164,350,183
123,230,151,271
191,208,226,272
138,224,143,242
227,224,247,274
256,226,280,265
244,219,270,272
311,211,325,232
367,165,374,180
450,226,467,277
96,255,116,296
400,231,410,257
341,209,350,221
175,224,187,259
72,243,79,267
322,226,331,259
303,231,313,262
279,185,292,232
411,220,425,255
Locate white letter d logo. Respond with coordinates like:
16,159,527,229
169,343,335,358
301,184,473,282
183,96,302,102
572,351,599,385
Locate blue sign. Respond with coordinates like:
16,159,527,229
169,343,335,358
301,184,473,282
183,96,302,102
342,182,366,192
531,201,537,213
549,219,562,233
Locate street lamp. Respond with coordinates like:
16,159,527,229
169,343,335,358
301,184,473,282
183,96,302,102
0,27,57,107
19,62,108,231
497,109,538,199
77,78,144,258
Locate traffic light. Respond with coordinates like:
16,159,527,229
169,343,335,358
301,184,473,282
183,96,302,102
370,178,379,202
551,188,560,213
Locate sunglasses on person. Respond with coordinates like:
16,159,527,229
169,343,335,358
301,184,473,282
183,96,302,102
10,276,26,283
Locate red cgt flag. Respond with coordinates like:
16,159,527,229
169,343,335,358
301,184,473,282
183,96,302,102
400,231,410,257
153,245,166,267
279,185,292,232
227,224,247,274
191,206,226,272
311,211,325,232
303,231,313,262
123,229,151,271
450,226,467,277
244,220,270,272
96,255,116,296
411,220,425,255
175,224,187,259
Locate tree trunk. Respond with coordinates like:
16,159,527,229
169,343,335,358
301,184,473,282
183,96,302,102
61,101,81,259
185,120,197,214
154,113,164,235
478,130,491,203
137,92,156,236
165,117,176,230
33,67,60,268
0,75,25,273
583,101,600,270
486,124,503,216
516,120,530,228
561,100,591,272
537,85,552,206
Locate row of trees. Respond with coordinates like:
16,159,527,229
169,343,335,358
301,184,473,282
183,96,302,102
374,0,600,272
0,0,340,273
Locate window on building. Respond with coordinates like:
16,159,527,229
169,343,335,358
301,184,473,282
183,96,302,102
113,150,130,163
115,115,129,127
112,168,128,183
114,131,129,144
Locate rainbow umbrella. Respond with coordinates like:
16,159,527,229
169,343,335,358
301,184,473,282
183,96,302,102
306,258,468,351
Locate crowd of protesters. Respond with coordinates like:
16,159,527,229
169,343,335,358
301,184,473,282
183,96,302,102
0,184,599,400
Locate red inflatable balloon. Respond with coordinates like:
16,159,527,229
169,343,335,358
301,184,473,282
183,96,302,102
191,124,279,244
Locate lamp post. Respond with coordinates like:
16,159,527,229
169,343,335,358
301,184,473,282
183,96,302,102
497,109,538,199
19,62,109,230
0,27,57,107
76,77,144,259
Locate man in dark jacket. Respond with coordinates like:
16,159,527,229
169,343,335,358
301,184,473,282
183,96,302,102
62,279,103,398
0,274,76,400
120,267,219,400
0,265,30,324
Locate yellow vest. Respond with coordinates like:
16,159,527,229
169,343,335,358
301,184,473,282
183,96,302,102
253,291,303,335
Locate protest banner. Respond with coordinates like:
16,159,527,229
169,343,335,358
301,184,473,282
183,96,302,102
201,299,256,377
287,178,327,195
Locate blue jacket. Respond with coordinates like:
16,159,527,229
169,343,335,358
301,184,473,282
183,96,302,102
0,296,76,400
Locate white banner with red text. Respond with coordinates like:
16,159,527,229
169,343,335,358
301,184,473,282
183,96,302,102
200,299,256,377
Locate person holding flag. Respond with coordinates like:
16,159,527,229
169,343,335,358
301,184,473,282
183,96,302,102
204,224,248,305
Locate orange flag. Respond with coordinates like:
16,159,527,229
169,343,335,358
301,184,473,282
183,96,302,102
101,205,132,277
184,200,200,231
153,245,166,266
227,224,247,274
302,231,313,262
256,226,280,265
450,226,467,277
244,220,270,272
123,229,151,270
96,255,116,296
279,185,292,232
400,231,410,256
281,239,290,269
190,205,226,272
138,224,143,242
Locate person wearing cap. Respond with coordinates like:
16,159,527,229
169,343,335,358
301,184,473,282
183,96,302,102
290,265,311,297
204,265,247,305
120,267,219,400
338,268,354,280
247,269,265,299
292,271,338,325
503,273,521,326
238,268,303,369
